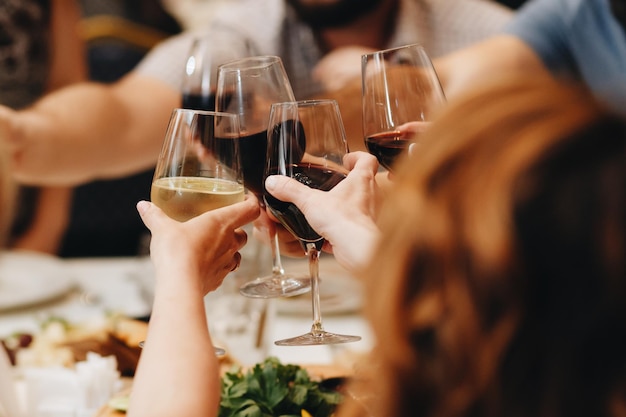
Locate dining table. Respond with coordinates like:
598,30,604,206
0,243,373,417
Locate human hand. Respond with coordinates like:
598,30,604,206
394,121,432,172
263,151,380,272
252,209,305,258
313,46,376,92
137,195,260,295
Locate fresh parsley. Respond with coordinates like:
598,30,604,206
219,357,343,417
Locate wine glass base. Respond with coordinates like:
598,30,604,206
239,274,310,298
274,331,361,346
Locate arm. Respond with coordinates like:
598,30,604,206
262,152,380,273
128,196,260,417
434,35,550,100
4,72,180,186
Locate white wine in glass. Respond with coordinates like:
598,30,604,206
362,43,446,171
150,108,245,356
265,99,361,346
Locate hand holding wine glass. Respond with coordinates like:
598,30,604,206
361,43,446,171
149,108,245,356
263,151,380,273
265,99,361,346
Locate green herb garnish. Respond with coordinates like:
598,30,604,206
219,357,343,417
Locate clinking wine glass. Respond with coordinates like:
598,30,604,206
150,108,245,356
361,43,446,171
216,55,310,299
265,99,361,346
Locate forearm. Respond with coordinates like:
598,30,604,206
129,274,220,417
434,36,549,100
12,75,177,185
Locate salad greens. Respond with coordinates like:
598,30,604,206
219,357,343,417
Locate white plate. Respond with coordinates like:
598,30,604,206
0,251,74,311
276,256,363,316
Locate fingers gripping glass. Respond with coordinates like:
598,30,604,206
265,100,361,346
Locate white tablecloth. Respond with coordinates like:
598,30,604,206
0,249,373,368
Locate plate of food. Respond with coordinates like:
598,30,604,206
0,251,75,311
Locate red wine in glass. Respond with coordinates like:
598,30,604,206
364,130,413,171
182,92,216,111
265,163,346,244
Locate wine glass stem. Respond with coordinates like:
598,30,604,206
270,232,286,276
305,242,324,337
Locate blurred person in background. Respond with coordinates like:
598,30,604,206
433,0,626,112
127,74,626,417
0,0,511,186
160,0,229,31
265,0,626,258
315,0,626,149
2,0,183,257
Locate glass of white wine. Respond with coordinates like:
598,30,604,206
150,108,244,356
151,108,244,221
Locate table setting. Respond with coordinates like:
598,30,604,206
0,244,372,417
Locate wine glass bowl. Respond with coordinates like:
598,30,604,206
151,109,244,221
361,43,446,171
265,99,362,346
216,55,310,299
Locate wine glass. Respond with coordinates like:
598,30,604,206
216,55,310,299
361,43,446,171
181,34,257,111
265,99,361,346
150,108,245,356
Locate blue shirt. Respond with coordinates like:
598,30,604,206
506,0,626,112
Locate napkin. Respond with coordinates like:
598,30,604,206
21,352,122,417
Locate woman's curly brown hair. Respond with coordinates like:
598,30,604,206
341,74,626,417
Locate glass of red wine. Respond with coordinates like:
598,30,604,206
361,43,446,171
215,55,310,298
265,99,361,346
